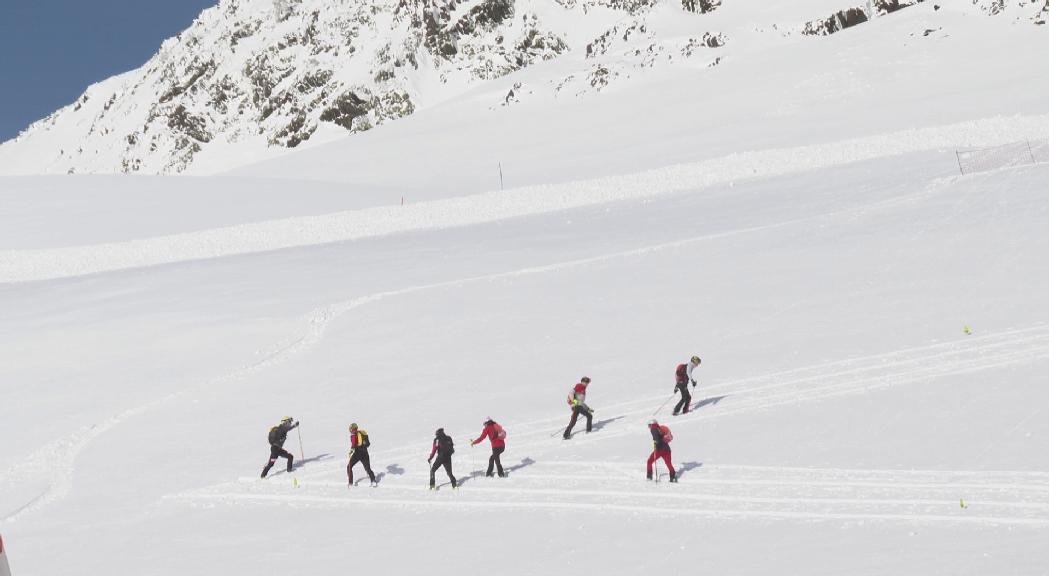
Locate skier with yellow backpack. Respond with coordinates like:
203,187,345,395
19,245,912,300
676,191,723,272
347,423,378,487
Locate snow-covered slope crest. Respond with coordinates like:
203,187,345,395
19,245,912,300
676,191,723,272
0,0,1043,176
3,113,1048,283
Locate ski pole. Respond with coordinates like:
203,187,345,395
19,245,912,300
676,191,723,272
297,425,305,461
652,392,676,417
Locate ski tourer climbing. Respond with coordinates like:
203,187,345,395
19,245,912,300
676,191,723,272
347,423,377,487
563,376,594,439
646,420,677,482
261,416,299,478
673,356,702,416
471,418,507,477
428,428,457,489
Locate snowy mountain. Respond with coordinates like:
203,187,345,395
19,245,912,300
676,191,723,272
2,0,1049,574
0,0,1045,175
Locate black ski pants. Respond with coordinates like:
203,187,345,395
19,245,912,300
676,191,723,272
564,405,592,438
262,444,294,477
430,455,456,487
347,449,376,484
674,383,692,415
487,446,505,477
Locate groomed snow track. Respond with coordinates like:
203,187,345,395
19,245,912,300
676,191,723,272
166,325,1049,526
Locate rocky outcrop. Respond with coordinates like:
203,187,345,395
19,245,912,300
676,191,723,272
4,0,1040,175
801,7,869,36
0,0,577,174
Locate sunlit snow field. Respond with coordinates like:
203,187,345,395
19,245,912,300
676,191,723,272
2,3,1048,575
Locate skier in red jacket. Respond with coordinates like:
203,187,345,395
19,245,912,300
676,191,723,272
563,376,594,439
647,420,677,482
470,418,507,477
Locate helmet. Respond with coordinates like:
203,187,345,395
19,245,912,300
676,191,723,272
281,416,293,424
435,428,444,436
581,376,591,384
691,356,701,364
648,419,658,426
484,417,494,425
349,423,358,431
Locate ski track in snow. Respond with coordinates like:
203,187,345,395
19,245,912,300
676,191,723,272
167,326,1049,526
168,462,1049,527
7,185,1049,524
3,114,1049,283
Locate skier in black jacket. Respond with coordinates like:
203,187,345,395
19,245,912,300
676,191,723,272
673,356,701,416
347,423,377,487
427,428,457,489
261,416,299,478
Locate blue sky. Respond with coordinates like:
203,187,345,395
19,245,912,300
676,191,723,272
0,0,218,142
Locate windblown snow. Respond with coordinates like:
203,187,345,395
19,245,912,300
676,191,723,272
1,1,1048,575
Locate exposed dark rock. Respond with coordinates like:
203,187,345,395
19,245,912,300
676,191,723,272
320,91,370,129
682,0,721,13
167,105,212,143
802,8,869,36
160,59,217,103
270,110,316,147
875,0,913,14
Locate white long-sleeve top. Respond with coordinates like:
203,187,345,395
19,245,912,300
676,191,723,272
686,360,699,381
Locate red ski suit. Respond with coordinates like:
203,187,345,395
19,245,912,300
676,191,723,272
473,422,506,449
646,424,675,477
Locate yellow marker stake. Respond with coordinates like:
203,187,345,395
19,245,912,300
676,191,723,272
293,477,300,488
960,498,967,509
963,325,972,336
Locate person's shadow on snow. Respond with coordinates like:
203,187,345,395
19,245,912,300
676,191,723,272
292,453,333,470
591,415,626,432
677,461,703,479
693,395,726,410
505,457,536,474
366,463,405,485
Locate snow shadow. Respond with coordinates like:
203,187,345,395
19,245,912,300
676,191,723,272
564,416,625,438
293,453,333,470
693,395,727,410
677,461,703,479
505,456,536,474
591,415,626,432
369,463,405,484
454,456,535,486
455,470,482,486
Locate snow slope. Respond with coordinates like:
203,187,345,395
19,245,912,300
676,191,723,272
1,149,1048,574
236,3,1049,196
2,1,1049,575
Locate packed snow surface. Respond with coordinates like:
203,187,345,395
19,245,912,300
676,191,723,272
1,1,1048,575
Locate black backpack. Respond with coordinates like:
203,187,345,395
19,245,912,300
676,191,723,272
438,434,455,455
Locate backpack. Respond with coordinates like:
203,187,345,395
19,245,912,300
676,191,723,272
267,426,280,445
438,434,455,455
660,425,673,443
492,423,506,440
